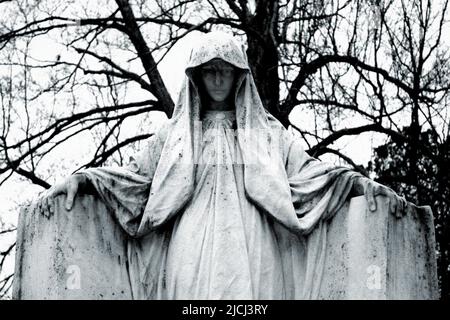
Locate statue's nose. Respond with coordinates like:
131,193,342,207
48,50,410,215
214,72,222,85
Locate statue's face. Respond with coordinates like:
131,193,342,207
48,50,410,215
200,59,236,102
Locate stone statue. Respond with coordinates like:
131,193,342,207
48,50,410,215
12,32,439,300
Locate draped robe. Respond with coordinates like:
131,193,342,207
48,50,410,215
76,32,361,299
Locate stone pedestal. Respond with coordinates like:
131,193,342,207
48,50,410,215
319,196,439,299
13,195,132,299
12,195,439,299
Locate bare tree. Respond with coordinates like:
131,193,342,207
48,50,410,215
0,0,449,298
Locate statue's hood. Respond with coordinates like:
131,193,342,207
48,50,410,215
137,31,300,235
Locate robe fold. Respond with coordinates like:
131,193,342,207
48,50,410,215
78,113,359,299
63,32,361,299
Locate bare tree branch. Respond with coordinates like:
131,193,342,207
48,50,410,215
115,0,174,116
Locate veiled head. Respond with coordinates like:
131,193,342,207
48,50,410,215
184,32,249,111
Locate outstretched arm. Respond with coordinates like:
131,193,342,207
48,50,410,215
36,132,163,222
281,124,407,226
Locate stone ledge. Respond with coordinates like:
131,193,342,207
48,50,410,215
12,194,439,299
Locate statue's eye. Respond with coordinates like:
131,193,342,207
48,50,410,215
201,68,215,76
222,68,234,77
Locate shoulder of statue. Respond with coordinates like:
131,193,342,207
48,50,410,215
266,112,287,132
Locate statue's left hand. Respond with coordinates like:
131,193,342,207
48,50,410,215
356,177,408,218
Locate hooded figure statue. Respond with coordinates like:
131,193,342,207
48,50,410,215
39,31,400,300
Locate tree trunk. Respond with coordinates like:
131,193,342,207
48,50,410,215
245,0,286,126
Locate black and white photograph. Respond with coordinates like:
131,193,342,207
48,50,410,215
0,0,448,306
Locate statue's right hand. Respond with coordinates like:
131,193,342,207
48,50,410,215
37,174,84,217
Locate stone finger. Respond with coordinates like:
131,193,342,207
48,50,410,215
401,197,408,217
65,191,74,211
367,183,377,212
45,196,53,218
395,198,403,219
389,196,398,217
49,197,55,217
37,198,43,214
42,196,48,217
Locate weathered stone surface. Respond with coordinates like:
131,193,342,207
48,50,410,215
13,195,133,299
319,196,438,299
12,194,438,300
